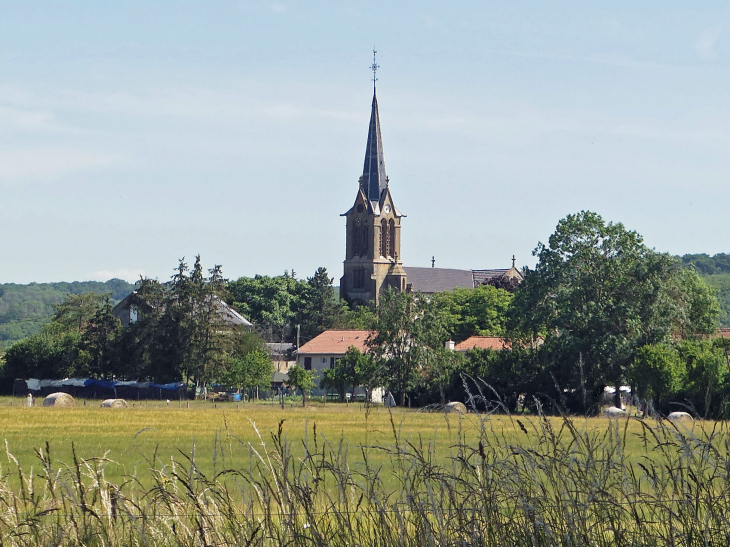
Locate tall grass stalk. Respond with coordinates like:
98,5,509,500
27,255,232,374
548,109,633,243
1,410,730,545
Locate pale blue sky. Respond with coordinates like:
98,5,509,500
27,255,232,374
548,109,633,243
2,1,729,283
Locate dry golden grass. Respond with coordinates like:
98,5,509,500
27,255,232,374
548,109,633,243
0,398,724,545
0,397,700,485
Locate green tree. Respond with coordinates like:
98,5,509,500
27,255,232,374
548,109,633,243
80,297,122,378
678,340,726,418
298,267,340,341
431,284,512,342
287,365,316,407
52,293,110,334
668,269,721,338
512,211,719,408
227,273,308,342
368,289,424,406
156,257,233,389
627,344,685,407
223,349,273,402
320,346,382,402
320,362,349,402
3,330,88,379
2,291,119,380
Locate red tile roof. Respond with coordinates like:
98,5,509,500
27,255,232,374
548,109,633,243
718,328,730,339
455,336,510,351
297,330,373,355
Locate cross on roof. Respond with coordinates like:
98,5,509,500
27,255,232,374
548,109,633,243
370,48,379,88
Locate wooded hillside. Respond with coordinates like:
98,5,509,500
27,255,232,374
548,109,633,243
0,280,134,348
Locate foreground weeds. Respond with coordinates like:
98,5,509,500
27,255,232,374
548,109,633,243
1,411,730,546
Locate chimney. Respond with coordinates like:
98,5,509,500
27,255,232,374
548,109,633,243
445,339,455,351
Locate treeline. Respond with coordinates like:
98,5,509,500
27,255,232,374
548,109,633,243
1,258,272,398
0,279,134,348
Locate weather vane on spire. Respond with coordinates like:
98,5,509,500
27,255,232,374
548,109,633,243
370,47,379,89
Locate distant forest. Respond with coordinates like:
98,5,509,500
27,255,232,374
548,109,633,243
1,254,729,350
0,280,134,349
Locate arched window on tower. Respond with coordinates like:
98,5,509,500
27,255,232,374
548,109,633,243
388,218,396,258
362,226,368,257
352,226,360,258
380,219,387,257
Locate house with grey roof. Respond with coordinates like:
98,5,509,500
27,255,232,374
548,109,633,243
112,291,253,329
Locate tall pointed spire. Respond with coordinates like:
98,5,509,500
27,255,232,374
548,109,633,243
362,88,388,203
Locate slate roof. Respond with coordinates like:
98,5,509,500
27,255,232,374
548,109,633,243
266,343,295,358
362,90,388,204
215,299,254,328
472,269,510,286
403,267,520,294
455,336,510,351
404,267,474,293
297,330,373,355
112,291,253,328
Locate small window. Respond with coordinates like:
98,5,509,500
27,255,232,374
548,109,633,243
304,357,312,370
322,357,328,364
129,306,138,324
330,357,336,368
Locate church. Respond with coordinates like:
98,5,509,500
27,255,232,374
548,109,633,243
340,75,522,305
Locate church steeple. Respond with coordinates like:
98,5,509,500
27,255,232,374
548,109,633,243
361,90,388,203
341,51,407,306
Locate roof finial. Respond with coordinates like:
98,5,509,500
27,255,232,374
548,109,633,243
370,47,379,90
432,256,435,268
512,255,516,268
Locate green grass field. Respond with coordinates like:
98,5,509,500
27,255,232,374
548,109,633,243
0,397,727,545
0,396,697,485
0,398,484,483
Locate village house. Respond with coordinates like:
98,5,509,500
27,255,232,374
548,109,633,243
111,291,253,329
295,329,385,402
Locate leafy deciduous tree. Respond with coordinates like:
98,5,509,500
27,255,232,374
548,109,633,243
512,211,719,408
286,365,316,407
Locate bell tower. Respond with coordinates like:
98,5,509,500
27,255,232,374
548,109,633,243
340,52,407,306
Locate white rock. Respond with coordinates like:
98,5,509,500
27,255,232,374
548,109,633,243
667,411,693,421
